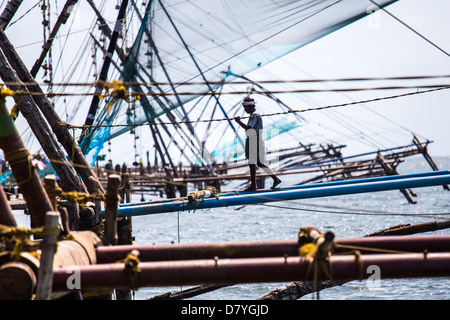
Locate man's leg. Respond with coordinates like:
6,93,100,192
243,164,257,191
258,162,281,189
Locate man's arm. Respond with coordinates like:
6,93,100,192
234,116,250,130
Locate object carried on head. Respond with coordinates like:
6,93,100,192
242,96,255,107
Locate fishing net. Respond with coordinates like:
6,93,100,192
80,0,397,165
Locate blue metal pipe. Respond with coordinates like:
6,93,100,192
118,170,450,207
116,171,450,217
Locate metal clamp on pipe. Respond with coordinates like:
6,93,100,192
187,186,217,203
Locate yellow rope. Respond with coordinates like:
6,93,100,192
100,80,140,112
114,250,141,290
0,87,20,120
0,223,61,260
4,148,34,185
0,224,61,239
0,87,14,101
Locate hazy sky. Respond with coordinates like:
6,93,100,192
3,0,450,162
253,0,450,157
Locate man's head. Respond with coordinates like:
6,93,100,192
242,96,256,113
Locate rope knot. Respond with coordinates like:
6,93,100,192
297,226,335,299
0,87,14,101
123,249,141,290
100,80,140,112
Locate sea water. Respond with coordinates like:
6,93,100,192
11,155,450,300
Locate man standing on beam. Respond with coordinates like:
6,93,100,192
234,96,282,191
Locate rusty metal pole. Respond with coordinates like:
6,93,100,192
96,234,450,263
52,252,450,291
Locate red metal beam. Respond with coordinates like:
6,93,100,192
96,235,450,263
52,252,450,291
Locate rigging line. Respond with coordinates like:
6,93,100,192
52,0,81,95
60,86,450,130
370,0,450,59
156,119,196,166
229,72,306,123
275,58,416,149
6,0,42,30
7,83,450,97
287,199,425,215
294,73,399,149
327,109,386,149
12,74,450,87
158,0,245,155
140,15,218,171
200,87,222,144
9,0,190,50
257,203,450,220
144,1,345,97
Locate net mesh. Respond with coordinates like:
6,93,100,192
78,0,397,165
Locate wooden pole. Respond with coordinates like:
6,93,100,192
0,183,16,226
0,0,23,29
104,174,121,246
82,0,129,130
376,153,416,204
413,135,449,190
0,45,87,193
44,175,58,210
367,220,450,236
0,90,53,227
30,0,79,77
35,211,60,300
0,27,104,195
